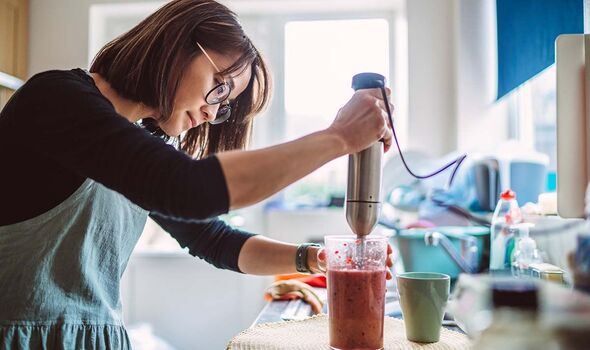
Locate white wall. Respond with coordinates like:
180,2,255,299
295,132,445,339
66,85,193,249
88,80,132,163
406,0,458,156
454,0,509,152
29,0,141,74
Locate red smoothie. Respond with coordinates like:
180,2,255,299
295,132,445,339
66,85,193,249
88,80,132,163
328,269,386,350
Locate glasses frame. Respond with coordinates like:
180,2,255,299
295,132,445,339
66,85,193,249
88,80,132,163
196,42,232,124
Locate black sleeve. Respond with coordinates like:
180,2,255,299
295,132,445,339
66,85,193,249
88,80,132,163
149,212,257,273
13,71,229,220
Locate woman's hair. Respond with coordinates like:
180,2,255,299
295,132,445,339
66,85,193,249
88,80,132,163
90,0,271,158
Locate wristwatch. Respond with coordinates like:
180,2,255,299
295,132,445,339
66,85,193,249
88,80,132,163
295,243,321,274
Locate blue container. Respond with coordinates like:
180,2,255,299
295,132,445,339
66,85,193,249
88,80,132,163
392,226,490,279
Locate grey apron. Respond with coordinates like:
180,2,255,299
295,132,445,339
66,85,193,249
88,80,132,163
0,178,148,349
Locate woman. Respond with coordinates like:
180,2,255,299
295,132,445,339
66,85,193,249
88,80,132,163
0,0,394,348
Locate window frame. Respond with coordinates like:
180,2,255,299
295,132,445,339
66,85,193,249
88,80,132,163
507,65,557,171
239,10,402,146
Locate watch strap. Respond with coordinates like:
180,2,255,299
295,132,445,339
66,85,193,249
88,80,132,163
295,243,320,273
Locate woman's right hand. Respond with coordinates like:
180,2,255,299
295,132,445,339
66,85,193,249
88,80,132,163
314,245,394,280
327,88,394,154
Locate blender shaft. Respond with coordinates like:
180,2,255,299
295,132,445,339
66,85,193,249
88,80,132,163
346,142,383,236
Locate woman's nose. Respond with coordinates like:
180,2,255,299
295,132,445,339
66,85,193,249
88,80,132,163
201,104,220,123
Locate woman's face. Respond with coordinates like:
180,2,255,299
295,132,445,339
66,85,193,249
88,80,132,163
157,50,252,137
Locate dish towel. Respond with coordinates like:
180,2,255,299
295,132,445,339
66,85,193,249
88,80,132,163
264,279,324,314
227,314,470,350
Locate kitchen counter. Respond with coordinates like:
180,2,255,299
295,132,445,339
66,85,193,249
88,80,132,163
252,286,463,333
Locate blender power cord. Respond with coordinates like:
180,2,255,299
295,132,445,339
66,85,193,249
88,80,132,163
379,87,467,189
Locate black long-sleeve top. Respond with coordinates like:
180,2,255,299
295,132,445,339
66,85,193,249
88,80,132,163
0,68,256,272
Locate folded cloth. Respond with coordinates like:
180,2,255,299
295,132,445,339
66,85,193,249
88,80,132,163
273,274,327,288
264,279,323,314
296,274,327,288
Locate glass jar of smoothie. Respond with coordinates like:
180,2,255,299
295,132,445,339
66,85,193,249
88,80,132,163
325,235,388,350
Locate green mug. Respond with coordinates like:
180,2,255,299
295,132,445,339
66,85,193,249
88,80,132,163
396,272,450,343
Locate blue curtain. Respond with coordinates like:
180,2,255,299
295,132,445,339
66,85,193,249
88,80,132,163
496,0,584,99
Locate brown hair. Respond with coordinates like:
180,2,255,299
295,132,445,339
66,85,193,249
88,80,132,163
90,0,271,158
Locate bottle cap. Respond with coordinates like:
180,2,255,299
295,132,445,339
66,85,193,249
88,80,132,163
501,189,516,200
492,281,538,310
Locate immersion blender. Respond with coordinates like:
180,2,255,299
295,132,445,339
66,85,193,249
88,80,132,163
346,73,387,263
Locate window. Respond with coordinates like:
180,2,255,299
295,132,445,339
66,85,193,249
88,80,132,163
281,18,391,206
512,66,556,172
528,67,556,171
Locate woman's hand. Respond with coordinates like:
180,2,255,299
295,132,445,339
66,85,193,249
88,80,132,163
326,88,394,154
308,244,394,280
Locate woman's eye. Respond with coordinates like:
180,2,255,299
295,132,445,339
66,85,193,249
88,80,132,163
215,84,229,96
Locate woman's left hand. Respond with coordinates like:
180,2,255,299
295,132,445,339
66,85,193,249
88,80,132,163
310,244,394,280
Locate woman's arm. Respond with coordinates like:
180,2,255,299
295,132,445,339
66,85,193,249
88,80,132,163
218,130,344,210
219,88,393,209
150,213,392,277
149,212,257,272
238,235,393,278
237,235,322,275
150,211,325,275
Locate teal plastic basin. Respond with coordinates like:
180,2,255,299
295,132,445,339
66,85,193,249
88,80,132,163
392,226,490,279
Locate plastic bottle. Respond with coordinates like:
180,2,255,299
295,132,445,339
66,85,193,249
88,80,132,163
472,281,558,350
510,224,542,277
489,189,523,271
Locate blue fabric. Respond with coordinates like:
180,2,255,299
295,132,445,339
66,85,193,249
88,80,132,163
0,179,148,349
496,0,584,98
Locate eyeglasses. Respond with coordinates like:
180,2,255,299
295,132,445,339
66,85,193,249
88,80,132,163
197,42,232,125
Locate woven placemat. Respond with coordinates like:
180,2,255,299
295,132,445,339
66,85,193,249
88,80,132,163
227,314,470,350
